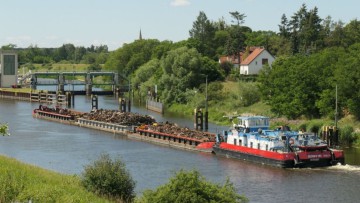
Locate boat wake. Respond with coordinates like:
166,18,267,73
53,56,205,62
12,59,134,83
326,163,360,173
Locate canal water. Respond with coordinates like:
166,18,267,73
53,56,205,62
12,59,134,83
1,96,360,203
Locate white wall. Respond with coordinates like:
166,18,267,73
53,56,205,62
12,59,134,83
240,50,275,75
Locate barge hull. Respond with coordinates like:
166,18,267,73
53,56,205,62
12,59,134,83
212,145,294,168
212,146,340,168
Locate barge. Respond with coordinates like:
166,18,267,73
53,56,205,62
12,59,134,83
32,106,215,153
213,116,345,168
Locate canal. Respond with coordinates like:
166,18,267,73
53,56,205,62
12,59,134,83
0,96,360,203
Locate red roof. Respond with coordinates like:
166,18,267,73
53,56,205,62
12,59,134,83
240,48,265,65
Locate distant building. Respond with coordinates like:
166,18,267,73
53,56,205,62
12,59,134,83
240,48,275,75
0,50,18,88
219,47,275,75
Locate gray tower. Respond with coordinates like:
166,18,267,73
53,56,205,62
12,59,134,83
0,51,18,88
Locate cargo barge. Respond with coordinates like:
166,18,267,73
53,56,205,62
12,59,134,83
213,116,345,168
32,106,215,153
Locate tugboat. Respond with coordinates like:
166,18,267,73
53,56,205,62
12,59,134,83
212,116,345,168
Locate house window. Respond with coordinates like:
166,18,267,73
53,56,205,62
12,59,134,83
262,58,268,65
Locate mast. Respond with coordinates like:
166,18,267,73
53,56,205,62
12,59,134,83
335,85,338,129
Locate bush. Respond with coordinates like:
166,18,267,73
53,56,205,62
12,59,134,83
0,123,9,136
340,125,356,146
136,169,248,203
81,153,135,202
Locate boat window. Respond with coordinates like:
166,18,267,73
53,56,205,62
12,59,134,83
239,139,242,146
250,142,253,148
258,143,260,149
234,139,237,146
266,144,268,151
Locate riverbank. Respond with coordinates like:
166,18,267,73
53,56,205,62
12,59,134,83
0,155,109,202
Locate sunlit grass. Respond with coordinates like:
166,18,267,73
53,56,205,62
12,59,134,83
0,155,110,202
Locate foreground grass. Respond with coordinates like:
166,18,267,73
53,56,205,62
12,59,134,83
0,155,110,203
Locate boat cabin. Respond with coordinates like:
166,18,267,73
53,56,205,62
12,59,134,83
233,116,270,132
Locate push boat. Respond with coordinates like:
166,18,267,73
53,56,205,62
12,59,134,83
212,116,345,168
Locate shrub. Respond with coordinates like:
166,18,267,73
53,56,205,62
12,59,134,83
136,169,248,203
307,120,323,135
340,125,356,146
81,153,135,202
0,123,9,136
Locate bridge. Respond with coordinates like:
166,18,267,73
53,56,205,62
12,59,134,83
19,71,128,95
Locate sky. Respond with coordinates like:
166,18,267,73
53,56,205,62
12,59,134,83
1,0,359,51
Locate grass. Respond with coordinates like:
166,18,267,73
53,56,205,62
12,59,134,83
0,155,110,203
32,63,90,72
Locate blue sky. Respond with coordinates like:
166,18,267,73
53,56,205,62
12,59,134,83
1,0,359,50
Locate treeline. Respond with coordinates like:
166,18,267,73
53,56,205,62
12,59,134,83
1,44,109,65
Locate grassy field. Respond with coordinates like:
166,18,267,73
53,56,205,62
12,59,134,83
32,63,91,72
0,155,110,202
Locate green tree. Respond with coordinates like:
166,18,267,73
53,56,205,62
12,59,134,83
225,12,250,63
81,153,135,203
0,123,9,136
188,11,217,58
258,55,322,119
333,43,360,119
159,47,202,103
104,39,162,76
343,19,360,47
286,4,324,54
1,44,17,50
137,170,248,203
229,11,246,26
132,59,161,96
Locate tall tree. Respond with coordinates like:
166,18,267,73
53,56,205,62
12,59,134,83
225,11,249,64
229,11,246,26
189,11,216,58
279,14,290,38
287,4,323,54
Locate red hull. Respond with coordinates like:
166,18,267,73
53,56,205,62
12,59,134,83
214,143,345,168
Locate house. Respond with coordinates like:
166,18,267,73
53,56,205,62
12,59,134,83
239,48,275,75
219,47,275,75
218,52,244,68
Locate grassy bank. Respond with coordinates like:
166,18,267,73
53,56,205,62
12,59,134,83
0,155,110,202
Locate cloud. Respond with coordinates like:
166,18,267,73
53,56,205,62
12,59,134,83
170,0,190,7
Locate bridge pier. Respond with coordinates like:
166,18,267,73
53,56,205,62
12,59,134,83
58,74,65,93
86,84,92,96
58,84,64,93
31,75,37,90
